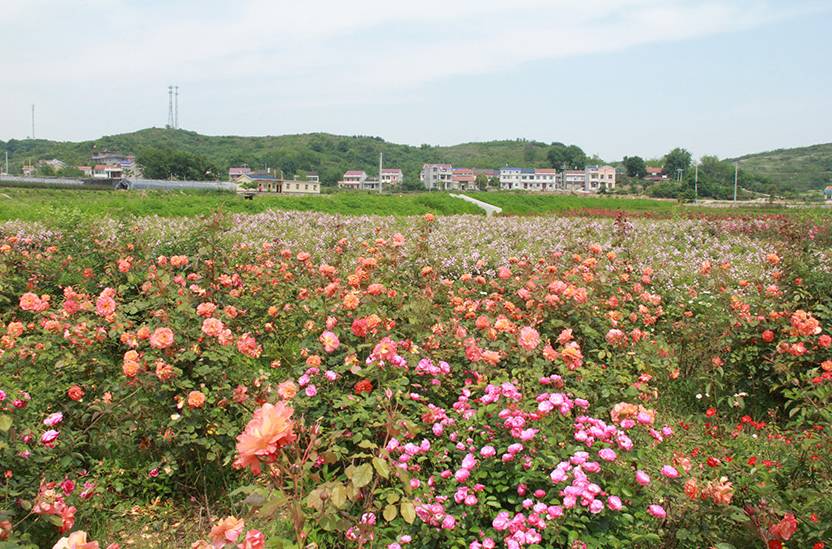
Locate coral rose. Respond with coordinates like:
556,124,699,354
150,327,174,350
517,326,540,352
187,390,206,409
277,381,298,400
67,385,85,401
233,402,297,475
210,516,245,547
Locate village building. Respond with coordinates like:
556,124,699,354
92,164,124,179
228,165,252,180
420,163,453,190
338,170,368,190
499,167,559,191
380,168,404,187
645,166,667,181
586,165,616,191
450,168,477,191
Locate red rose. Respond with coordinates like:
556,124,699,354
705,407,716,417
354,379,373,395
67,385,85,401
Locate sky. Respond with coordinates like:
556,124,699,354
1,0,831,161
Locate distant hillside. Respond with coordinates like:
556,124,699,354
0,128,567,186
730,143,832,192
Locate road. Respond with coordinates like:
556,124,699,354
450,194,503,216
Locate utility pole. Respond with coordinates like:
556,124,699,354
733,163,738,203
167,86,174,128
378,152,383,194
4,151,8,175
694,162,698,203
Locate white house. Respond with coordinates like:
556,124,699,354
338,170,368,190
92,164,124,179
420,163,453,190
499,167,559,191
380,168,404,187
586,165,616,191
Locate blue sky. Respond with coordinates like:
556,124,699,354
1,0,830,160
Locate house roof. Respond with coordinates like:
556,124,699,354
535,168,556,174
423,163,452,169
646,166,663,174
94,164,121,171
452,168,474,174
344,170,366,176
381,168,402,174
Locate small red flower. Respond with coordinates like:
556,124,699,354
354,379,373,395
705,407,717,417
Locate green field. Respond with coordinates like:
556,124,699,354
472,192,680,215
2,186,829,224
0,188,483,222
468,191,832,221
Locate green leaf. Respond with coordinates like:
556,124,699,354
0,415,11,432
372,457,390,479
332,485,347,508
352,463,373,488
400,500,416,524
383,503,398,521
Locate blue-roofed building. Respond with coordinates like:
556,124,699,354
500,166,558,191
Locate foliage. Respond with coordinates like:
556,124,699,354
1,130,586,188
732,143,832,192
623,156,647,179
136,147,219,181
0,188,483,222
662,148,692,180
547,143,587,170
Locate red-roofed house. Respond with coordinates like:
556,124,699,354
228,165,252,180
645,166,666,181
450,168,477,191
338,170,369,190
380,168,404,187
92,164,123,179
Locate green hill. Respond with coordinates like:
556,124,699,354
0,128,562,186
730,143,832,192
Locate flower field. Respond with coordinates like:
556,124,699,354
1,210,831,548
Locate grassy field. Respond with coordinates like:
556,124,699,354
471,192,680,215
0,187,483,221
467,191,832,220
2,186,829,224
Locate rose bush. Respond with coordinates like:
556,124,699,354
0,211,829,548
